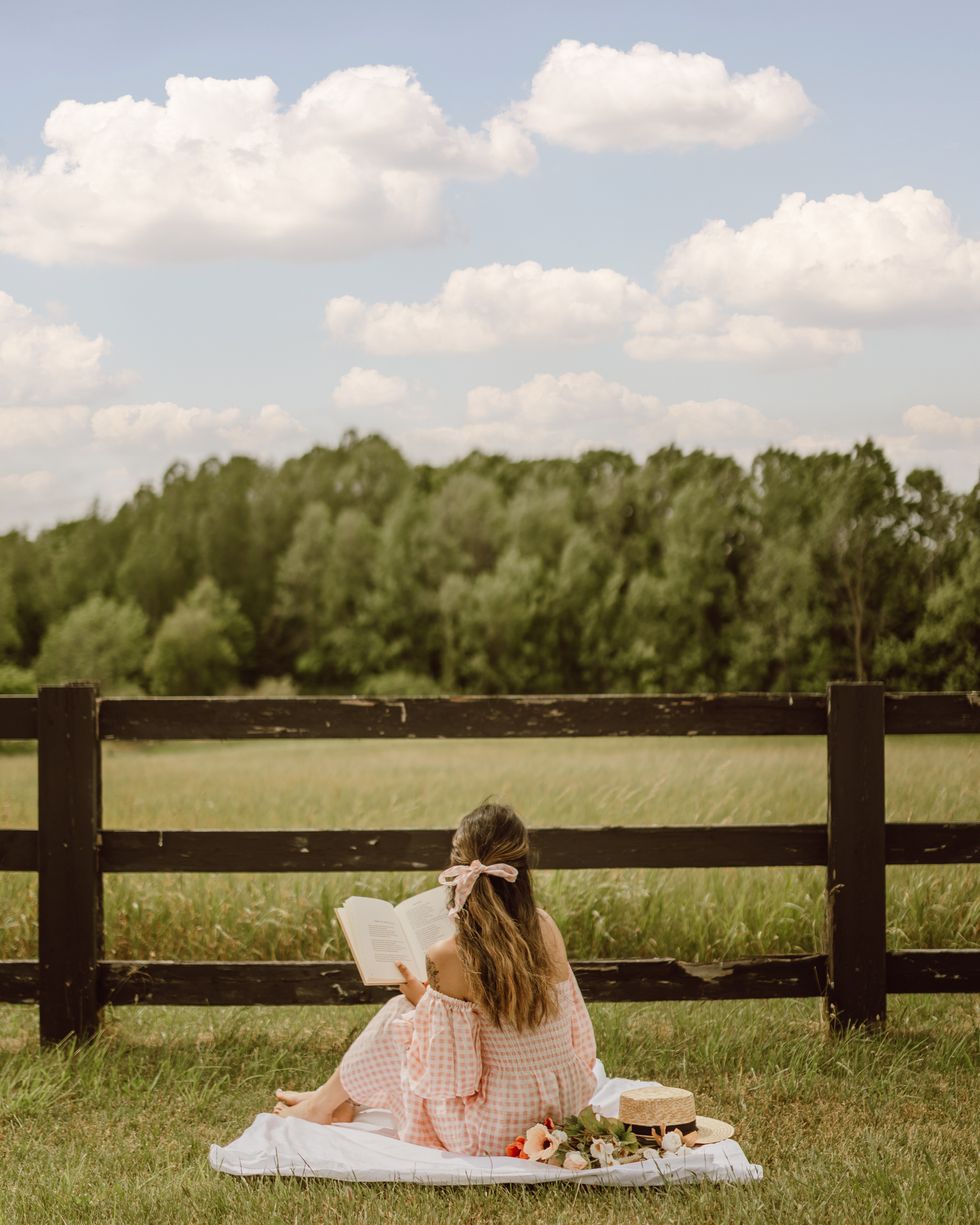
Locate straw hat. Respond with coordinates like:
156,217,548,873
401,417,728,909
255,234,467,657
614,1086,734,1146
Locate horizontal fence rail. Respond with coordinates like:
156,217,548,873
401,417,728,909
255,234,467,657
2,823,978,874
3,691,980,741
1,951,978,1009
0,682,977,1044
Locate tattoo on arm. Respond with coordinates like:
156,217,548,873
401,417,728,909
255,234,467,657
425,954,440,990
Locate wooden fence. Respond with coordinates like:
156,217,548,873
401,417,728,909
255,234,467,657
0,681,977,1046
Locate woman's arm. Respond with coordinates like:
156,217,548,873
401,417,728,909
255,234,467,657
537,907,572,980
394,960,427,1006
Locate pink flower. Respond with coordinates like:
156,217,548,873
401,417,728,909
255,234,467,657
562,1150,589,1171
523,1123,560,1162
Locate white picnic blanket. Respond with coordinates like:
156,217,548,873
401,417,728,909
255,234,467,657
209,1061,763,1187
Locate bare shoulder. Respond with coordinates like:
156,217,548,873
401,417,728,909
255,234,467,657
536,907,570,978
424,936,471,1000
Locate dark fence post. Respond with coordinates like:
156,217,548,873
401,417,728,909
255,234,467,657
38,682,103,1045
825,680,886,1034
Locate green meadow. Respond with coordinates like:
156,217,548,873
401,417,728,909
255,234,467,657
1,736,977,1223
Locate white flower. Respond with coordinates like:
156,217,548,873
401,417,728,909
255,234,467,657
523,1122,559,1162
590,1138,616,1166
661,1129,684,1153
562,1150,589,1170
551,1129,568,1146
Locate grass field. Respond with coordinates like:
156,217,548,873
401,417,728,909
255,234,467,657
1,736,978,1222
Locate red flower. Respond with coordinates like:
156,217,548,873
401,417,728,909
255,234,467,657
505,1136,526,1158
544,1116,556,1130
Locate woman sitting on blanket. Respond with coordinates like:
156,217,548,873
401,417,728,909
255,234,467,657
272,801,598,1157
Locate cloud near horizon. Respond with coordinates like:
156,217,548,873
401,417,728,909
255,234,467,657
325,260,864,367
0,290,126,405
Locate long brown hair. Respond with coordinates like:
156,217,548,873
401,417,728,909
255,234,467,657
447,801,558,1031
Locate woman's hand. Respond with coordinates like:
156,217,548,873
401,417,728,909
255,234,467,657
395,961,427,1006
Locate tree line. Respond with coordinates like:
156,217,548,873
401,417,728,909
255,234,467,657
1,431,977,697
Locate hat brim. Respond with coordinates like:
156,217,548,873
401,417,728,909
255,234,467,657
607,1114,735,1146
691,1115,734,1145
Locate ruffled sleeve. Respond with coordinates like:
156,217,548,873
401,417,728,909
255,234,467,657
397,986,483,1100
567,968,597,1069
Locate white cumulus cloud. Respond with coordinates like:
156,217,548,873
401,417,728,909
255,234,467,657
0,290,121,405
325,259,862,368
0,69,535,265
626,297,861,364
332,366,409,410
515,39,816,152
0,469,55,494
0,405,91,447
325,261,654,354
660,187,980,325
901,403,980,440
407,371,792,461
663,398,792,444
90,400,305,449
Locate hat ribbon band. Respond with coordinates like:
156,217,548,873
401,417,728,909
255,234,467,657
630,1119,699,1139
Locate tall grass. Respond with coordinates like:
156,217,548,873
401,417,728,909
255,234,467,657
1,736,977,962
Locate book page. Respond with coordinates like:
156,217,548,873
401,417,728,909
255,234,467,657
395,885,455,978
336,896,415,985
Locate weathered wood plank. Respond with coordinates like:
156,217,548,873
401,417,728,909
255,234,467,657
885,691,980,734
825,682,887,1033
23,822,975,877
0,830,38,871
99,954,828,1006
100,824,829,873
0,696,37,740
98,693,829,740
886,823,980,864
0,961,38,1003
38,684,104,1045
885,950,980,993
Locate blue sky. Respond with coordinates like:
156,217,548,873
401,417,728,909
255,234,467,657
2,0,979,532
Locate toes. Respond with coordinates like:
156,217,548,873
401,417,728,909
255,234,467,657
275,1089,306,1104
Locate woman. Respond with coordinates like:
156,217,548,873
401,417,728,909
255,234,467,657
272,801,598,1157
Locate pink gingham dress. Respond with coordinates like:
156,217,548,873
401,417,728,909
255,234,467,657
338,969,597,1156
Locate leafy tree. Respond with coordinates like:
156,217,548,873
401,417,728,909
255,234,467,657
880,536,980,688
728,449,831,690
145,577,253,695
427,472,505,577
643,462,748,690
439,549,559,692
0,562,20,659
273,501,333,675
0,661,35,694
35,595,149,691
811,441,907,681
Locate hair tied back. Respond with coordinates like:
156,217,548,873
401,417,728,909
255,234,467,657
438,859,519,916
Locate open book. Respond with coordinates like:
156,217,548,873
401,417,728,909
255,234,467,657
335,885,455,986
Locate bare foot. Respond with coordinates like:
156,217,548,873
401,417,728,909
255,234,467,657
272,1090,357,1124
274,1088,313,1106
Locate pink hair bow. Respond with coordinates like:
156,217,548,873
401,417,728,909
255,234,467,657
438,859,519,916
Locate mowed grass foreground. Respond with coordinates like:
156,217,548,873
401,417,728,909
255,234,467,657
0,997,977,1224
1,736,978,1223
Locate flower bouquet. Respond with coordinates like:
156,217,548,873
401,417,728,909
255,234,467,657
505,1106,697,1170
